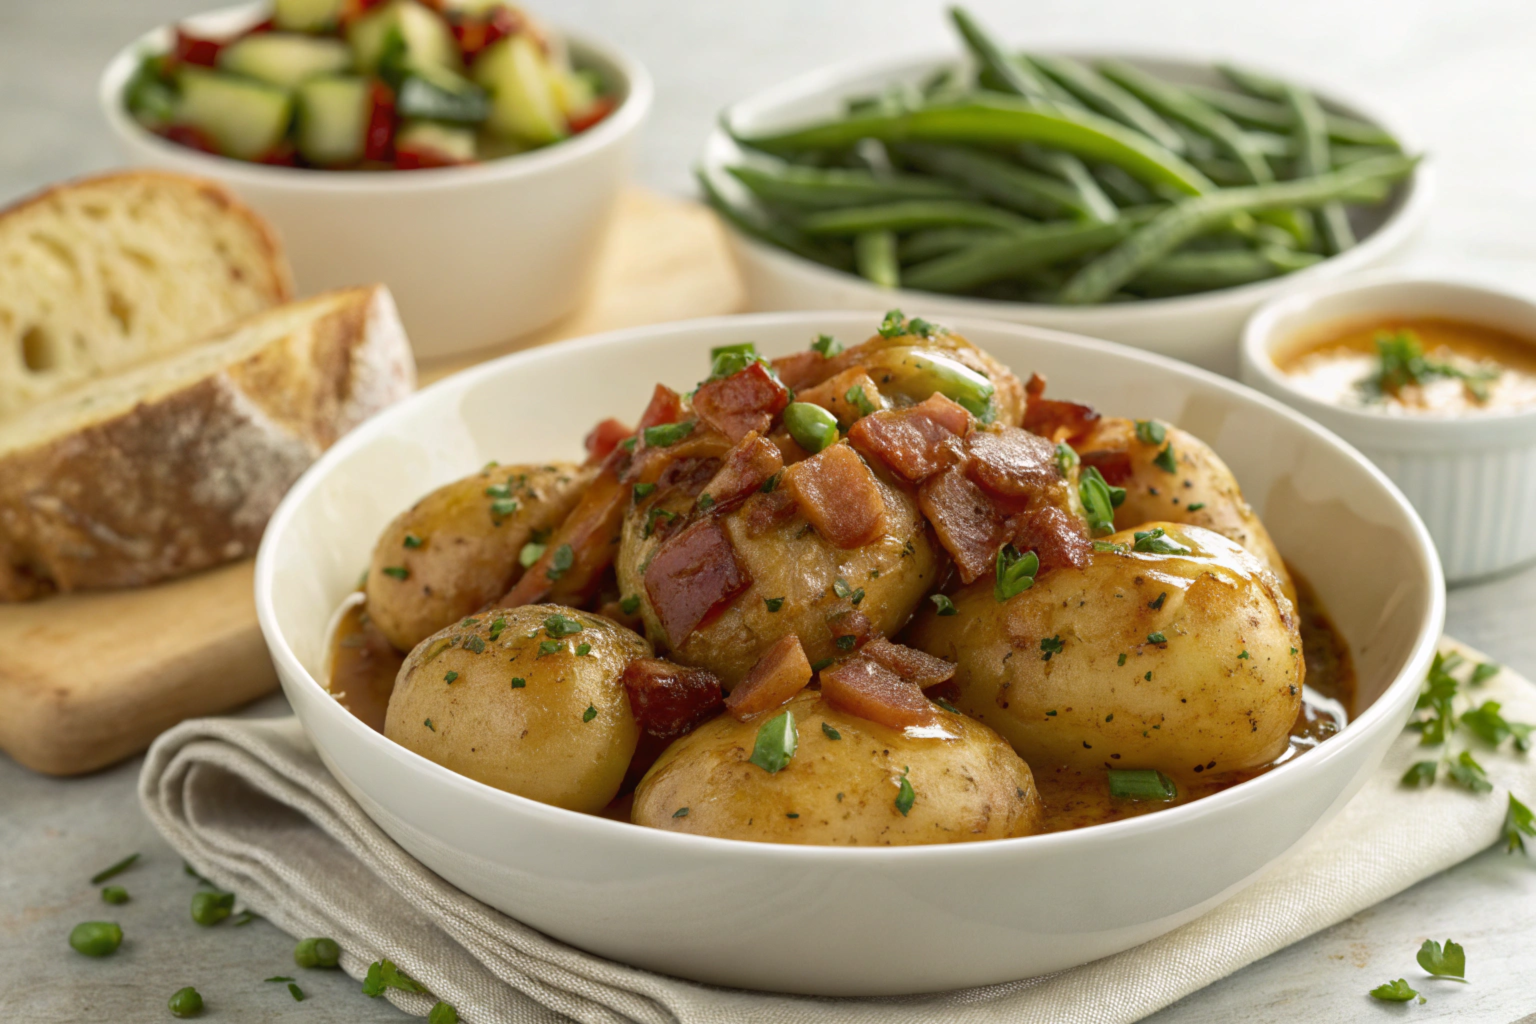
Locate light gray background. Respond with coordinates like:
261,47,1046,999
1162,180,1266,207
3,1,1535,1021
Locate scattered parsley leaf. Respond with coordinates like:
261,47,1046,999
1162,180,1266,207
930,594,957,616
894,767,915,816
810,333,843,357
518,541,545,568
672,807,689,818
1401,761,1437,787
845,385,877,417
821,722,841,741
1132,527,1189,555
1147,632,1167,645
1503,793,1536,854
765,596,785,613
382,566,409,581
1447,749,1492,792
1470,662,1500,686
444,671,458,684
423,719,434,731
1369,978,1422,1003
749,711,797,773
1153,443,1178,473
1415,939,1466,981
1186,502,1206,511
402,533,423,549
1149,592,1167,610
544,613,584,638
362,959,426,998
510,677,526,688
1040,635,1065,661
620,594,641,615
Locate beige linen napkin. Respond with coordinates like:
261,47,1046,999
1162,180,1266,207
138,640,1536,1024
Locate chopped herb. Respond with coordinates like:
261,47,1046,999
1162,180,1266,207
835,634,857,651
706,343,763,381
930,593,958,616
845,384,877,417
643,507,679,538
444,671,459,684
428,1002,458,1024
1290,646,1298,656
1145,671,1152,681
1134,419,1166,445
620,594,641,615
810,658,834,672
1416,939,1466,981
488,617,507,640
1447,749,1492,792
851,588,866,605
811,332,843,357
544,613,584,638
1149,592,1167,610
1153,443,1178,473
1040,635,1065,661
1147,632,1167,645
485,483,512,499
994,544,1040,602
424,718,434,731
288,982,305,1002
765,597,785,612
620,436,637,451
576,643,592,657
545,544,575,580
1461,700,1533,751
1079,466,1124,536
1132,527,1190,555
510,677,526,688
100,885,129,905
1107,769,1177,801
749,711,798,773
934,697,960,714
877,309,907,338
382,566,409,581
518,541,546,568
1046,710,1057,716
1118,653,1127,666
821,722,841,740
633,482,657,502
1361,330,1499,403
673,807,690,818
490,497,519,518
461,635,484,654
697,493,716,511
537,640,562,658
1369,979,1422,1003
834,577,854,599
1092,539,1129,553
894,766,915,815
402,533,423,549
1470,662,1501,685
1237,649,1249,660
643,421,694,448
1401,761,1437,787
760,472,781,493
1186,502,1206,512
362,959,426,997
1054,441,1080,476
582,705,598,723
90,853,140,885
1504,793,1536,853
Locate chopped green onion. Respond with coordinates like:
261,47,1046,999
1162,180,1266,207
545,543,575,580
643,421,695,447
620,594,641,615
1079,466,1124,536
1132,527,1190,555
1107,769,1177,801
1134,419,1166,445
633,482,656,500
994,544,1039,602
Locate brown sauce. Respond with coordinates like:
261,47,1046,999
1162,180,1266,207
1276,315,1536,414
325,569,1356,834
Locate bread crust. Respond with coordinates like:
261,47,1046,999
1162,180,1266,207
0,286,414,600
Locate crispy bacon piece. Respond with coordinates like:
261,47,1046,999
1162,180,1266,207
965,427,1063,498
796,368,884,426
770,350,833,392
741,488,797,537
500,461,628,607
827,608,872,649
783,443,886,549
1023,373,1100,443
643,519,751,646
621,657,724,742
861,637,956,689
724,635,813,721
692,362,790,444
820,656,938,729
638,383,686,433
849,394,973,483
698,433,782,511
584,418,632,465
1008,504,1092,573
919,467,1006,584
1079,448,1134,486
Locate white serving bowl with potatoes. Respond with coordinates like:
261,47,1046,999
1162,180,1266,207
99,2,651,360
255,311,1442,995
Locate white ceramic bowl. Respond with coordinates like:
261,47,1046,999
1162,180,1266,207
255,311,1443,996
1242,270,1536,583
100,4,651,360
705,51,1432,376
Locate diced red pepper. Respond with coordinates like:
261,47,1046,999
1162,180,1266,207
782,443,886,550
820,656,938,729
160,124,218,154
848,393,972,483
643,519,752,647
691,362,790,444
697,433,782,511
174,28,226,68
621,657,724,742
395,144,470,171
453,4,523,63
257,141,298,167
363,80,396,163
340,0,392,25
861,637,956,689
583,418,632,465
568,95,616,134
918,466,1005,584
724,635,812,721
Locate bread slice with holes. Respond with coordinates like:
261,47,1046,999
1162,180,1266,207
0,285,415,601
0,170,292,418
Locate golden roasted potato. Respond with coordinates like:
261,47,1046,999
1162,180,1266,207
384,605,649,811
632,691,1043,844
616,462,941,689
1078,419,1294,602
906,523,1302,780
366,463,591,651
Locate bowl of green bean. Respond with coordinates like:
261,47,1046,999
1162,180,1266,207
700,7,1430,375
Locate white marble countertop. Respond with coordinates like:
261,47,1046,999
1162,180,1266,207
4,1,1536,1021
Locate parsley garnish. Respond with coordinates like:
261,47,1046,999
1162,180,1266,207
582,705,597,722
810,333,842,357
1447,749,1492,792
382,566,409,581
1416,939,1466,981
423,718,434,731
510,677,526,688
537,640,562,658
835,634,857,651
1134,419,1166,445
1361,330,1499,403
1132,527,1190,555
488,617,506,641
544,613,584,638
930,593,957,616
749,711,797,773
444,671,458,684
673,807,689,818
620,594,641,615
1369,979,1422,1003
1470,662,1501,685
821,722,841,740
403,533,423,549
994,544,1039,602
810,658,833,672
576,643,592,657
833,577,853,599
765,597,785,612
633,482,656,500
362,959,426,997
518,541,545,568
845,385,876,417
760,472,781,493
545,544,574,580
1461,700,1533,751
484,483,512,499
1401,761,1437,787
1504,793,1536,853
643,507,678,538
462,635,485,654
894,766,915,816
1186,502,1206,512
1153,443,1178,473
1040,635,1064,661
1237,649,1249,660
643,421,694,448
1118,653,1127,666
1147,632,1167,645
706,343,762,382
1149,592,1167,610
1079,465,1125,536
697,493,716,511
490,497,518,518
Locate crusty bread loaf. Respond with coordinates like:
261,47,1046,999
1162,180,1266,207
0,285,415,601
0,171,292,418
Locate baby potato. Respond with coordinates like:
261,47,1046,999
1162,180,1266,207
384,604,650,812
1079,418,1294,602
366,463,591,651
616,466,941,689
906,523,1302,781
632,691,1043,845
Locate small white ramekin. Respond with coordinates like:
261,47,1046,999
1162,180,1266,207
99,4,652,361
1241,270,1536,583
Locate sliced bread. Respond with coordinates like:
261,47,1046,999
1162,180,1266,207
0,170,292,418
0,285,415,601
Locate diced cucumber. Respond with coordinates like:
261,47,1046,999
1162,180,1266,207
219,33,352,90
296,74,371,165
550,67,598,119
395,120,478,163
176,66,293,160
396,64,489,125
348,0,459,75
474,35,565,145
273,0,345,33
125,54,179,127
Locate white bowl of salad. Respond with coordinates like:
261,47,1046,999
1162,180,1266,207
100,0,652,359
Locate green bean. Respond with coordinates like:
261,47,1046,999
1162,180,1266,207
100,885,129,905
1215,63,1290,101
855,230,901,287
1092,164,1155,206
798,199,1035,235
897,227,1007,262
1059,154,1417,303
696,167,852,268
903,216,1148,292
894,143,1082,219
1283,84,1355,254
1028,54,1187,155
734,96,1213,197
726,163,969,208
1185,82,1400,149
1098,61,1272,184
1128,247,1323,296
1012,144,1120,222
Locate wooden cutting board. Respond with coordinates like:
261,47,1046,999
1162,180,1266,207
0,188,745,776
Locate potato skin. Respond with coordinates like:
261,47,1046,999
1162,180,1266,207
617,467,941,689
632,691,1043,844
384,604,650,812
366,463,591,651
906,523,1302,781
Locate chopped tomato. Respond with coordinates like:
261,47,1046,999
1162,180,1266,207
724,635,812,721
692,362,790,444
452,3,522,60
173,28,225,68
782,443,886,549
583,418,632,465
643,519,751,647
363,80,396,162
160,124,217,154
820,656,938,729
569,95,616,134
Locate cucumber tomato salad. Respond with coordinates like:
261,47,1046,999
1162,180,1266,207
124,0,617,170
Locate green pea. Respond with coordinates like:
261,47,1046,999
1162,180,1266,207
100,885,129,905
294,936,342,969
782,402,839,454
429,1001,459,1024
168,986,204,1018
190,891,234,927
69,921,123,957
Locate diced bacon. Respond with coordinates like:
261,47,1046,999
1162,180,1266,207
698,433,782,511
861,637,956,689
849,393,973,483
638,384,686,432
741,489,797,537
1007,504,1092,573
965,427,1063,498
1080,448,1134,486
502,456,627,607
691,362,790,444
796,368,884,427
643,519,752,646
724,635,812,720
820,656,938,729
1022,373,1100,443
919,466,1006,583
826,608,871,649
770,350,833,392
783,443,886,549
584,418,632,465
620,657,724,742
